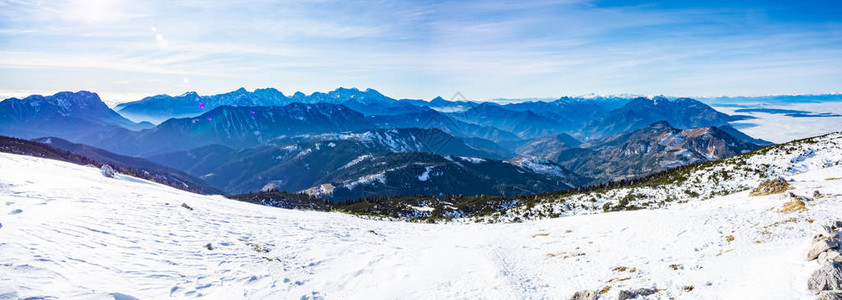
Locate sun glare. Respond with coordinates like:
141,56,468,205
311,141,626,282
65,0,119,24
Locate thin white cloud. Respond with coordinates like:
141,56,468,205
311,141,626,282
0,51,228,77
0,0,840,101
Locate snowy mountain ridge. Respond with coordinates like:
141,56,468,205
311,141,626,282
271,128,480,156
514,121,762,183
260,131,839,223
489,131,842,222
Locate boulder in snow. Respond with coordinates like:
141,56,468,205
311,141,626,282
749,177,791,196
819,291,842,300
808,262,842,292
778,198,807,213
100,164,116,178
618,288,657,300
833,220,842,231
809,239,840,261
820,251,842,265
569,290,597,300
785,192,812,202
820,225,839,239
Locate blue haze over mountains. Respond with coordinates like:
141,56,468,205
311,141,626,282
0,87,780,200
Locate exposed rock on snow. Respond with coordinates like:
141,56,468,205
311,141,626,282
617,288,657,300
819,251,842,265
809,262,842,292
808,239,840,261
100,164,115,178
821,225,839,239
819,291,842,300
750,177,791,196
569,290,597,300
788,191,812,201
808,223,842,296
778,199,808,213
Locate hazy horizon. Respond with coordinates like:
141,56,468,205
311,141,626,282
3,87,842,107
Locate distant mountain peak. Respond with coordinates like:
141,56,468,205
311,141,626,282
587,95,731,136
180,91,199,98
22,90,107,112
651,94,669,103
254,87,280,93
54,90,97,97
363,88,383,96
0,90,148,139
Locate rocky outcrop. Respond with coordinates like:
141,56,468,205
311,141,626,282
100,164,115,178
809,240,840,261
809,262,842,292
822,251,842,266
808,221,842,296
617,288,657,300
749,177,791,196
822,226,839,239
569,290,597,300
820,291,842,300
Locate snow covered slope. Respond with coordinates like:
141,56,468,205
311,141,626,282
1,151,842,299
495,132,842,222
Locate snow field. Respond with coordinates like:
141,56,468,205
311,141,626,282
0,152,841,299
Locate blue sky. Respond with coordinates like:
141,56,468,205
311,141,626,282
0,0,840,104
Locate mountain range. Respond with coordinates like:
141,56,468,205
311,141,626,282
0,88,769,200
582,96,737,137
115,87,424,123
145,128,577,199
368,108,524,148
448,103,571,139
517,121,761,181
93,103,371,156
